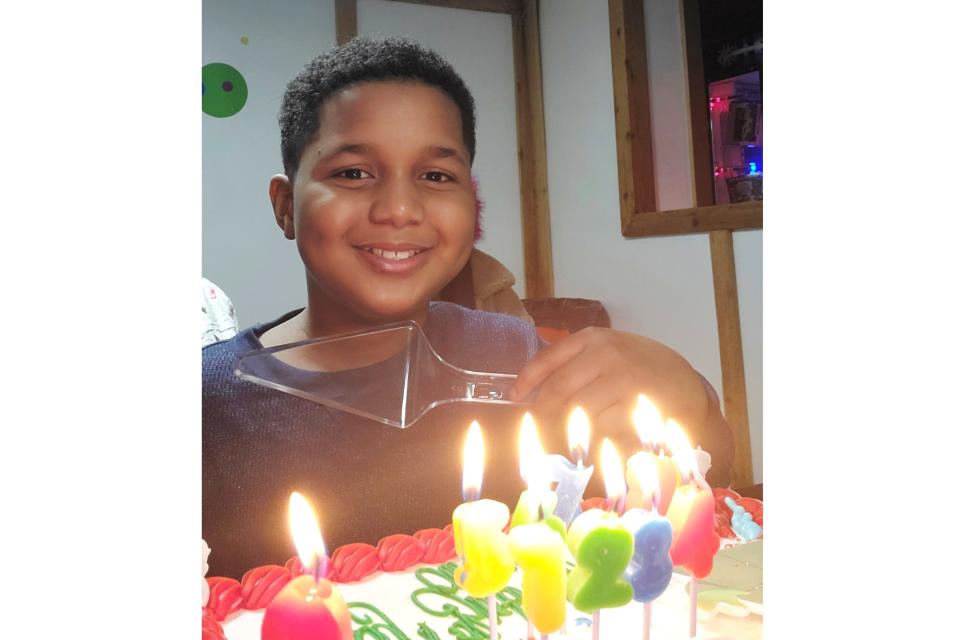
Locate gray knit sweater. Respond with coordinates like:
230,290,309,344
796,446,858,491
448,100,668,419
202,302,543,578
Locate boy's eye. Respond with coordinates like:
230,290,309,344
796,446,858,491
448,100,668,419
335,168,372,180
422,171,453,183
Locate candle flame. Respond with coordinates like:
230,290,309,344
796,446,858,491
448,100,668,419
567,407,590,464
600,438,626,503
462,421,485,500
519,412,550,496
632,394,665,450
288,492,326,571
664,418,698,481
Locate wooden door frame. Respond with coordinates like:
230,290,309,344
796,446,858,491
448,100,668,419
609,0,759,487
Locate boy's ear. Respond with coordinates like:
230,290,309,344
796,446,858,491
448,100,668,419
268,174,296,240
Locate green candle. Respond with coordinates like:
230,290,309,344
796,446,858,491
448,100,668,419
565,508,634,612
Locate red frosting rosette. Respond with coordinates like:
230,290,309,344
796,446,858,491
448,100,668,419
377,534,425,571
205,576,244,622
330,542,382,582
202,607,226,640
413,528,457,564
240,564,293,610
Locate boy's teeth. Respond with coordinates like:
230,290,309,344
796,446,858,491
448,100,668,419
369,248,419,261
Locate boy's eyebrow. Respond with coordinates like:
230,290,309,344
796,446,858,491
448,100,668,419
321,143,468,168
425,145,469,168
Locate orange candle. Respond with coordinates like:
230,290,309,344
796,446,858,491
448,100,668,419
625,395,678,514
261,493,352,640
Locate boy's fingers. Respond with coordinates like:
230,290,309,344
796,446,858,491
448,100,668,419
508,332,589,401
562,374,633,432
593,401,637,448
532,349,605,418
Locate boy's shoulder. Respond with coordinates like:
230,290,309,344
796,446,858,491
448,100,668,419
202,327,259,394
427,302,542,372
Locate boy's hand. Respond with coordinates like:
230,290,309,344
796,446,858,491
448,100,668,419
507,327,710,446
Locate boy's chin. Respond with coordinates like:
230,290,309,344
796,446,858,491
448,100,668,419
353,297,432,324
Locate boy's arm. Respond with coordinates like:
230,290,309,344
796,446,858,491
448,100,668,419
508,327,735,487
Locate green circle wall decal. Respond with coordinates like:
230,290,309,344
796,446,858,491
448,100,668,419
202,63,248,118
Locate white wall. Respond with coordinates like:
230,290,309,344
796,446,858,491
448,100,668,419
202,0,336,326
539,0,762,480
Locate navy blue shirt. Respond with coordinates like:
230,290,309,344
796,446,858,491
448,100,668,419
202,303,550,578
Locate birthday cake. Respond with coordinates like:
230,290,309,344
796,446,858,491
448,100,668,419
203,489,762,640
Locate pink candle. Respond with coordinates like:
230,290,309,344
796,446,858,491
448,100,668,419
261,575,352,640
663,421,720,579
261,492,353,640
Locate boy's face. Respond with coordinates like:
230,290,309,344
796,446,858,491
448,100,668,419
274,81,476,326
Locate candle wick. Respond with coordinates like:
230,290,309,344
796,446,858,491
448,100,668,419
312,554,328,581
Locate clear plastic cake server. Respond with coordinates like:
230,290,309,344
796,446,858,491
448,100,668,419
235,320,526,428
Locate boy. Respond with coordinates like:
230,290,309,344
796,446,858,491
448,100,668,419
203,37,733,578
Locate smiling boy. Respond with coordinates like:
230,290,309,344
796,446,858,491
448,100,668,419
203,37,733,578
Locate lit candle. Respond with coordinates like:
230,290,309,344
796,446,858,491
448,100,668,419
567,439,634,640
625,395,678,515
548,407,595,526
261,492,353,640
621,458,674,640
663,420,721,638
511,413,562,535
451,421,515,640
508,418,567,635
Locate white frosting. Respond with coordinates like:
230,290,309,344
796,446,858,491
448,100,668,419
222,565,761,640
202,539,211,608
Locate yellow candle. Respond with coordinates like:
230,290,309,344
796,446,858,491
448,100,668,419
453,499,515,596
507,415,567,633
452,421,515,597
508,522,567,633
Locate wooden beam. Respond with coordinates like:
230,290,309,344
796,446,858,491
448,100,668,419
681,0,714,207
621,201,762,238
608,0,657,224
335,0,358,44
385,0,520,14
709,230,753,488
512,0,554,298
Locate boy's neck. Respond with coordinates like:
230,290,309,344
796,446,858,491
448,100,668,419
260,298,430,347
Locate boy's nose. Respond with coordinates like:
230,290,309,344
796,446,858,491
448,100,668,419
369,178,425,227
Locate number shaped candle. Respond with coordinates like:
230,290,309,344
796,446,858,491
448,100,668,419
548,407,595,525
621,509,673,602
261,492,353,640
452,421,515,598
507,415,568,634
509,518,568,633
566,440,635,613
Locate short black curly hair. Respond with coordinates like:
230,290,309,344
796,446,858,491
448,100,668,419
279,36,477,181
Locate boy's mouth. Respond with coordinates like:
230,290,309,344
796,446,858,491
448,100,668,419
357,246,427,261
353,243,432,274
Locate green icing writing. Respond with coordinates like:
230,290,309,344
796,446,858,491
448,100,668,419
350,602,411,640
347,562,526,640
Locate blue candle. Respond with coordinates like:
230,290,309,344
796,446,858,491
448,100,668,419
548,454,594,525
549,407,595,525
621,508,673,602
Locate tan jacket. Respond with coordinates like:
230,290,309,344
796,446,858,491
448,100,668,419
470,249,533,324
